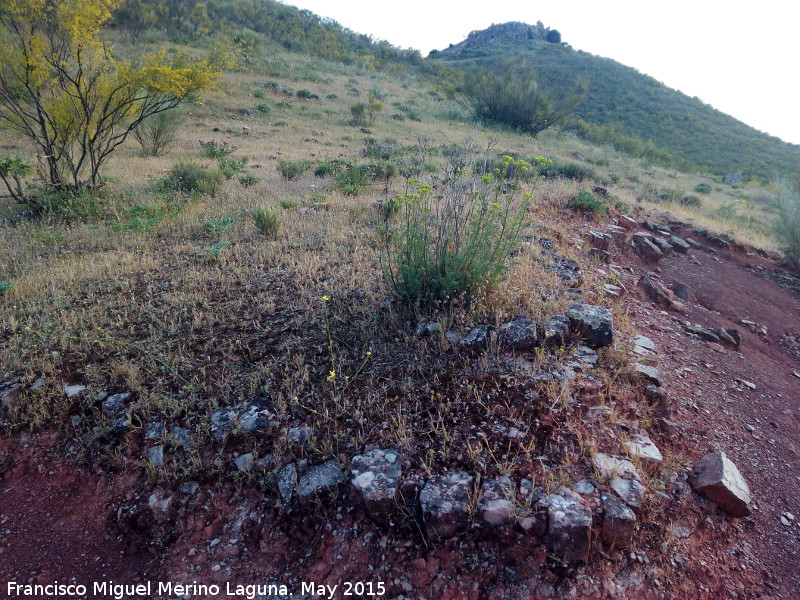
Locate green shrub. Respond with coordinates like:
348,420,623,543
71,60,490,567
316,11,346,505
350,102,366,126
0,281,13,296
200,140,236,159
238,173,260,187
681,195,702,207
279,198,298,209
204,216,242,234
255,103,271,114
314,160,343,177
278,159,311,180
336,165,372,196
158,162,224,196
296,89,313,99
570,190,607,216
382,155,531,306
218,156,249,179
694,183,712,194
543,160,596,181
113,201,181,232
773,180,800,269
132,108,183,157
252,207,280,238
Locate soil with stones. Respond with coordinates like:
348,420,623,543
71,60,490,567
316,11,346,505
1,217,798,600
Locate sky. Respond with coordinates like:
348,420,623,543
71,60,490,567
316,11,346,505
280,0,800,145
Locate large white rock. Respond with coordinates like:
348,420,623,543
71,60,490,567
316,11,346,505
624,432,663,470
691,452,752,517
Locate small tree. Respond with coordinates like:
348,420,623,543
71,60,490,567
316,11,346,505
0,0,219,195
450,60,586,137
546,30,562,43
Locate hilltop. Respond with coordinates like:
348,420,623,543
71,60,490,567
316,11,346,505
431,22,800,180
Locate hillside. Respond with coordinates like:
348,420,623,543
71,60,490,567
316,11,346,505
1,5,799,600
431,22,800,180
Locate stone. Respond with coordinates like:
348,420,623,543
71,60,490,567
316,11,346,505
575,344,598,366
234,453,254,472
146,445,165,468
145,421,165,440
691,452,752,517
617,215,638,230
639,274,674,308
542,315,570,348
171,426,191,447
592,453,645,511
63,384,88,399
478,476,516,526
633,335,657,356
209,406,239,441
670,281,696,302
545,252,582,288
670,236,691,254
420,472,473,539
461,325,489,351
652,236,674,256
586,231,612,251
416,321,441,338
717,328,741,349
297,460,346,505
537,488,592,563
592,185,608,198
286,425,314,445
633,236,663,263
238,397,276,434
109,410,131,435
589,248,613,264
571,480,596,495
566,303,613,348
350,449,403,523
624,432,663,470
634,364,664,387
101,392,131,415
645,385,672,419
683,322,720,343
724,172,743,185
610,477,646,511
601,494,636,549
685,237,704,250
607,225,627,242
498,317,538,351
179,482,199,496
277,463,297,504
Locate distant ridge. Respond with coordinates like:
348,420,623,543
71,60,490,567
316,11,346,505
431,22,800,179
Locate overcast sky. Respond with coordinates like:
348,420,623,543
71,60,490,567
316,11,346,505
281,0,800,145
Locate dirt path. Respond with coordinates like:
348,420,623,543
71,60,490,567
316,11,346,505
619,226,800,597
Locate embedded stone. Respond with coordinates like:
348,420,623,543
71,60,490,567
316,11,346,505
652,236,674,256
478,476,516,526
145,421,165,440
566,303,613,348
542,315,570,348
102,392,131,415
146,445,165,468
670,236,691,254
350,449,403,523
609,477,646,512
624,432,663,470
286,425,314,445
420,472,473,539
498,317,538,351
63,384,88,399
461,325,489,350
634,364,664,387
277,463,297,504
593,453,645,511
297,460,346,505
171,426,191,447
537,488,592,563
238,397,276,434
683,322,720,343
639,274,674,308
670,281,696,302
601,494,636,549
691,452,752,517
634,236,663,263
234,453,254,472
209,406,239,440
633,335,657,356
586,231,613,251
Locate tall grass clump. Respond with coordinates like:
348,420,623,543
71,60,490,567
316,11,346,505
158,162,223,196
773,179,800,270
382,154,531,307
132,108,183,157
252,207,280,238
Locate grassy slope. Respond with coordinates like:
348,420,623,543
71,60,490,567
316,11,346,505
0,38,780,476
432,24,800,180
